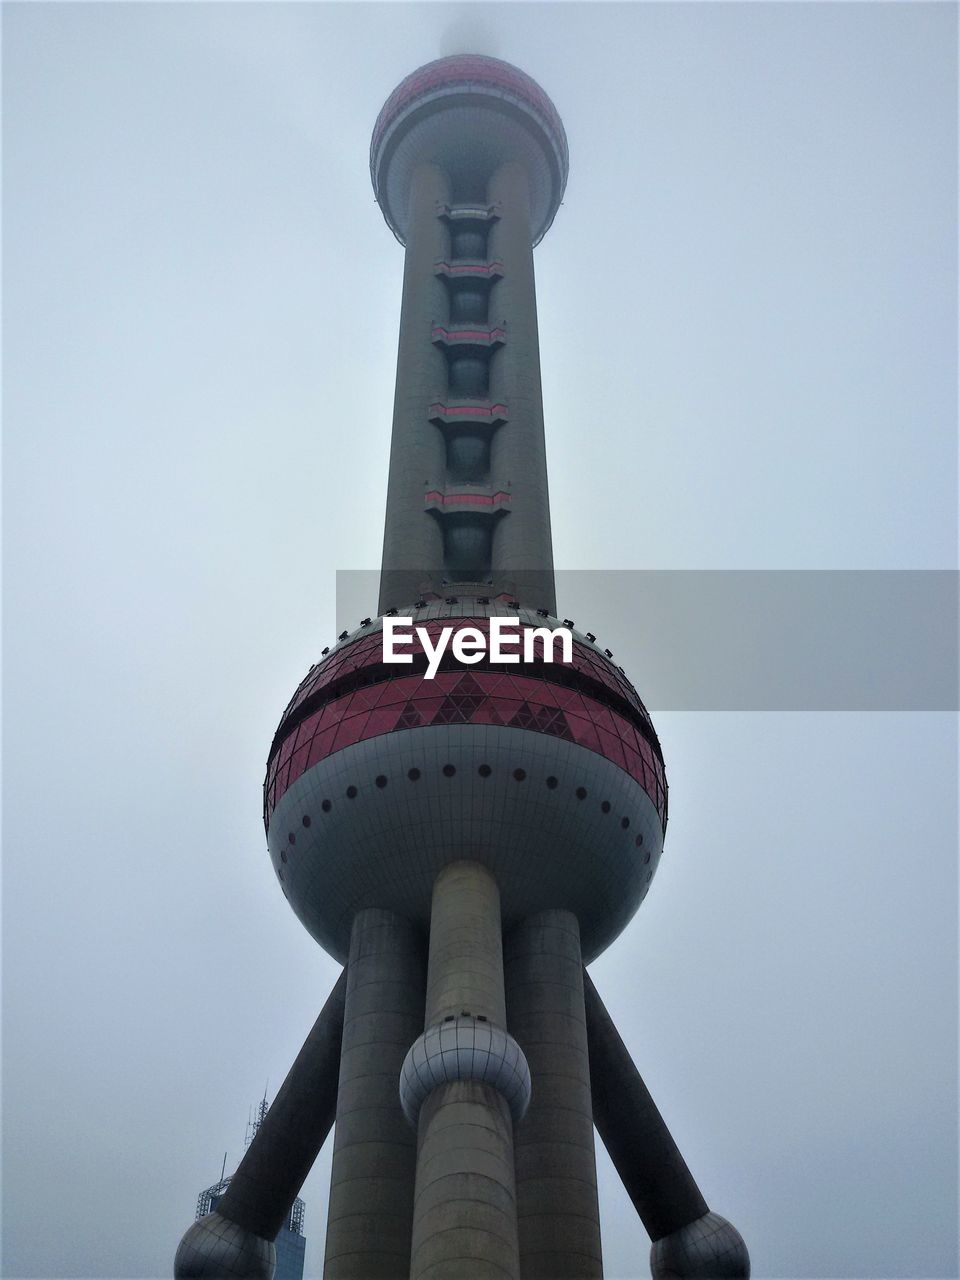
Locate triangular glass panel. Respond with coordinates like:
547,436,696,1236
394,701,423,729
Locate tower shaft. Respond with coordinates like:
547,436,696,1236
378,158,556,615
485,164,555,611
378,162,449,614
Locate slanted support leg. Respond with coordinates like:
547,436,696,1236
175,970,347,1279
582,971,749,1279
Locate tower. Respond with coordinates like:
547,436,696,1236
175,55,750,1280
191,1102,306,1280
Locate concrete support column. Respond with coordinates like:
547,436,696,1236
410,862,522,1280
323,909,426,1280
504,912,603,1279
424,860,507,1026
379,161,451,614
486,161,556,615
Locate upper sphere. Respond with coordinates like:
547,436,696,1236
263,602,667,964
371,55,569,246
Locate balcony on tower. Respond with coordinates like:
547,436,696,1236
423,484,511,583
437,202,501,262
433,321,506,401
429,400,508,483
434,260,504,280
423,486,512,512
435,259,504,327
431,323,506,350
428,400,509,428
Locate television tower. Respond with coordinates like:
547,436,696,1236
175,55,750,1280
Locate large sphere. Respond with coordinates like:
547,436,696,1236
650,1212,750,1279
371,55,569,245
264,601,666,964
174,1212,275,1280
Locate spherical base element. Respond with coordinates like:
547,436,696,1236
650,1212,750,1279
174,1212,276,1280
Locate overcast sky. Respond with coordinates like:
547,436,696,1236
3,4,957,1279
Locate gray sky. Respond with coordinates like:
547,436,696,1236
3,3,957,1279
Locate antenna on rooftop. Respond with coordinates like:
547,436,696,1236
244,1087,270,1149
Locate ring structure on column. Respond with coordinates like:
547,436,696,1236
400,1014,531,1126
